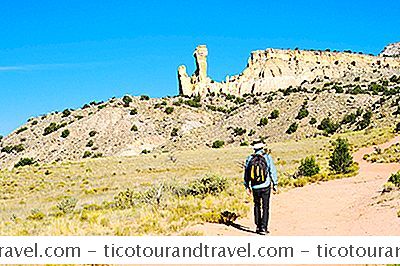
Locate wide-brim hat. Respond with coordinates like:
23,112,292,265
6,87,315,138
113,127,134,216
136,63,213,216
252,142,265,150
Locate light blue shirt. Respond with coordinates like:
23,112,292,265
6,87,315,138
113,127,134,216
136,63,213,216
244,149,278,189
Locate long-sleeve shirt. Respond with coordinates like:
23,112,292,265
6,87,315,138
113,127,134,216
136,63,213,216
244,150,278,190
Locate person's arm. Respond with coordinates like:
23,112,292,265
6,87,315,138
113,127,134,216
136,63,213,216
267,154,278,190
243,156,251,189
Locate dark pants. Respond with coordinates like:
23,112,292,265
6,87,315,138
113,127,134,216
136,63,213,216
252,186,271,231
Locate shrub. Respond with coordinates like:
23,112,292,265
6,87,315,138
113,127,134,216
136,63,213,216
259,117,268,126
329,138,353,174
341,113,357,125
62,109,71,118
248,129,256,136
43,123,59,136
0,135,2,142
130,108,138,115
309,117,317,125
13,144,25,153
171,128,178,137
61,129,70,138
140,95,150,101
83,151,92,158
233,127,246,136
141,149,150,154
31,120,38,126
269,110,279,119
56,197,77,215
131,125,138,132
357,110,372,130
27,209,45,220
182,175,227,197
333,85,344,93
122,95,133,106
14,158,35,168
165,106,174,114
16,127,28,134
89,130,97,137
240,141,249,146
318,118,339,135
383,182,396,193
86,140,94,147
92,153,103,158
1,146,14,153
388,172,400,187
395,122,400,133
286,122,298,134
296,105,309,120
212,140,225,148
298,156,320,177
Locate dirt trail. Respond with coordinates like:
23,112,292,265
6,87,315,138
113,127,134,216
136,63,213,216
196,136,400,236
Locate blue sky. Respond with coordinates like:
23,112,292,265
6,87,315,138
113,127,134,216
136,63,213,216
0,0,399,136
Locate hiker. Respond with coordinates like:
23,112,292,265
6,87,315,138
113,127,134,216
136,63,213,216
244,140,278,235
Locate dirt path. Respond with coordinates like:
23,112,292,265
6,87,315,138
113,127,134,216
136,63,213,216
195,136,400,236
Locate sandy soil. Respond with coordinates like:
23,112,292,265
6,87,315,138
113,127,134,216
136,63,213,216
196,136,400,236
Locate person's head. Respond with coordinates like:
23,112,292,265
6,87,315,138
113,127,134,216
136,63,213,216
252,139,265,152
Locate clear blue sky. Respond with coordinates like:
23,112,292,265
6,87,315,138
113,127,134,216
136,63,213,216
0,0,399,136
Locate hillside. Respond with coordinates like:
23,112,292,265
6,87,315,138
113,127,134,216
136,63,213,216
1,44,400,168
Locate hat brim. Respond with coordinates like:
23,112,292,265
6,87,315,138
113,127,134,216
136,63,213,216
253,143,265,149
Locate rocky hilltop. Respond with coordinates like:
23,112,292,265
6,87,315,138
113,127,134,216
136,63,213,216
1,43,400,168
380,42,400,57
178,44,400,96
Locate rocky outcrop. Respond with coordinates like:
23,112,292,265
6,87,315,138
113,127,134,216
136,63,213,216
178,45,400,96
380,42,400,57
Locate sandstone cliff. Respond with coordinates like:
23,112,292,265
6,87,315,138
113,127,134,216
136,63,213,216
178,45,400,96
380,42,400,57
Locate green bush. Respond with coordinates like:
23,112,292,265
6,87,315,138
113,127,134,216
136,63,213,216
131,125,138,132
89,130,97,137
122,95,133,106
141,149,150,154
318,118,339,135
10,144,25,153
16,127,28,134
329,138,353,174
296,105,309,120
240,141,249,146
357,110,372,130
83,151,92,158
56,197,77,215
165,106,174,114
31,120,38,126
92,153,103,158
341,113,357,124
14,157,35,168
171,128,178,137
61,129,70,138
309,117,317,125
269,110,279,119
182,175,227,197
388,172,400,187
130,108,138,115
43,122,65,136
140,95,150,101
86,140,94,147
286,122,298,134
298,156,320,177
27,209,45,220
233,127,246,136
1,146,14,153
0,135,2,142
248,129,256,136
212,140,225,148
62,109,71,118
259,117,268,126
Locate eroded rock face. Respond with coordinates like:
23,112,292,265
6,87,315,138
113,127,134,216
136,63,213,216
178,44,400,96
380,42,400,57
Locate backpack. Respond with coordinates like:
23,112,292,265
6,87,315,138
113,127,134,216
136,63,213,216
246,153,269,186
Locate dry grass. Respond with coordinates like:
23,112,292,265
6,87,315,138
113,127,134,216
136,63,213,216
0,127,393,236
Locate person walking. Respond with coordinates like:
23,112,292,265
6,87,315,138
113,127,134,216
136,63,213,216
244,140,278,235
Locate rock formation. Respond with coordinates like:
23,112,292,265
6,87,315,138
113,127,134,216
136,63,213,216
380,42,400,57
178,45,400,96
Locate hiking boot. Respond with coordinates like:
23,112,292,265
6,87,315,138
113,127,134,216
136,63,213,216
256,228,266,235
